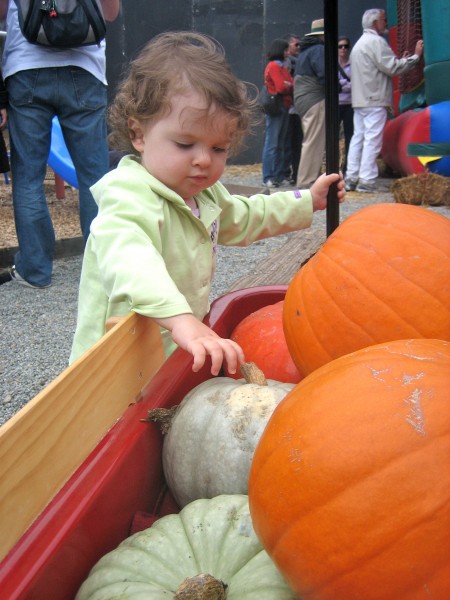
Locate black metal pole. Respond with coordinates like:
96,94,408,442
324,0,340,236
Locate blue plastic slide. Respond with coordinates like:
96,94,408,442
47,116,79,188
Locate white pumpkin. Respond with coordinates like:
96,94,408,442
76,495,297,599
156,363,294,508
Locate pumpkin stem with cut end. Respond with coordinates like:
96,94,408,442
174,573,228,599
142,405,178,433
240,362,268,386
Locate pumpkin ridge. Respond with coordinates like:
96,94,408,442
249,339,450,598
298,243,439,341
85,532,196,590
257,426,449,543
76,496,297,599
177,497,241,576
277,518,448,600
305,497,450,600
283,204,450,374
283,265,333,366
318,238,447,320
250,350,450,541
267,458,450,599
326,228,450,309
288,253,406,366
327,226,450,266
336,203,450,239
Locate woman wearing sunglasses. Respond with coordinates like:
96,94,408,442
338,36,353,176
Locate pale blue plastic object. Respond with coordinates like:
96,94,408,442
48,116,79,188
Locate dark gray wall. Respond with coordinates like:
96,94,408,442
105,0,386,163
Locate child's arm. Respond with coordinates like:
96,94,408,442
155,313,245,376
310,173,346,211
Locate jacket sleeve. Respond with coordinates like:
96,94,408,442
89,174,193,319
373,37,419,77
265,62,293,95
309,45,326,84
211,183,314,246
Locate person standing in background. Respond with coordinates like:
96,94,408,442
281,32,302,185
337,36,353,176
0,70,10,176
0,0,120,289
345,8,423,193
293,19,326,189
261,38,293,188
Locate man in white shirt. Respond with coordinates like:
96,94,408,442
345,8,423,193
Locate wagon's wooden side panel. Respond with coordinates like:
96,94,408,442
0,313,165,561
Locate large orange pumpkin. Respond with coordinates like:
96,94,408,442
283,203,450,375
248,338,450,600
225,301,301,383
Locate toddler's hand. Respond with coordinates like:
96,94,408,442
185,334,244,376
310,172,346,211
156,313,245,376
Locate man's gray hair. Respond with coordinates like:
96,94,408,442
362,8,383,29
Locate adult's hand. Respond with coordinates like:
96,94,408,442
100,0,120,22
414,39,424,57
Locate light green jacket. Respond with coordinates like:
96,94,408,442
70,156,313,363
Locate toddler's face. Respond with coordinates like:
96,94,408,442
131,91,236,201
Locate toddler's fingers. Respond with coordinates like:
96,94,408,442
190,345,207,373
222,340,245,375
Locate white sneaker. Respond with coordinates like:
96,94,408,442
10,265,51,289
356,180,377,193
263,179,280,188
345,179,357,191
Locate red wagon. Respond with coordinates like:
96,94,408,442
0,285,287,600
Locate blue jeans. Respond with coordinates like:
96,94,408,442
262,107,289,182
282,111,302,181
6,67,109,286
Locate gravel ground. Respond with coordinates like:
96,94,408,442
1,169,448,426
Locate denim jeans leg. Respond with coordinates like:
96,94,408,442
274,108,290,181
262,113,283,182
57,68,108,242
6,70,55,287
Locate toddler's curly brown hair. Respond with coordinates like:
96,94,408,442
108,31,259,156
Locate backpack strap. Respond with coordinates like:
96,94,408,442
15,0,44,45
78,0,106,44
338,64,350,81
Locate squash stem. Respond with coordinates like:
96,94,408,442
240,362,268,386
174,573,228,598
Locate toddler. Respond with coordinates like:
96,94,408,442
70,31,345,375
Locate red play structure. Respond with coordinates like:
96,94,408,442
381,0,450,177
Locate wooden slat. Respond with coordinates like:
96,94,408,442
0,312,165,560
227,229,325,291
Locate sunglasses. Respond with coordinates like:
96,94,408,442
294,43,300,47
338,44,349,49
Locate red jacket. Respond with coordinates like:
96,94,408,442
264,61,293,108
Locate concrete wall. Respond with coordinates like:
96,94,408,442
105,0,386,163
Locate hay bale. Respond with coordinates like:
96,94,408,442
391,172,450,206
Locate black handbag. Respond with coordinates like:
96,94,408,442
259,85,283,116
